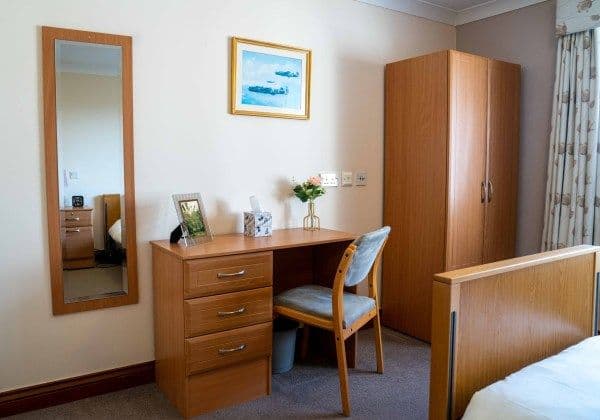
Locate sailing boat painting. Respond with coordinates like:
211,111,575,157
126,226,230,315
231,38,311,119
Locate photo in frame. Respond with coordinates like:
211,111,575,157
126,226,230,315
172,193,213,245
231,37,311,119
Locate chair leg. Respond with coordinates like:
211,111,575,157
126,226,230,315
334,331,351,417
373,312,384,374
300,325,310,361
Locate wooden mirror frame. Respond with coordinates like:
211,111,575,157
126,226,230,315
42,26,138,315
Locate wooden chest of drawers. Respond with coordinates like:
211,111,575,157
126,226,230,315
151,229,356,417
152,246,273,418
60,207,94,269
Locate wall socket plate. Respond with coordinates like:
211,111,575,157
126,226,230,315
320,172,339,187
355,171,367,186
341,171,353,187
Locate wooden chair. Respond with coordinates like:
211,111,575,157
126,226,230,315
273,226,391,416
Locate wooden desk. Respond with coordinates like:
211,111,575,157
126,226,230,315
151,228,356,417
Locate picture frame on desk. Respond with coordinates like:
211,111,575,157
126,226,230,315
172,193,213,245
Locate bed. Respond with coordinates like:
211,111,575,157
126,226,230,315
107,218,122,247
429,245,600,420
463,334,600,419
103,194,122,248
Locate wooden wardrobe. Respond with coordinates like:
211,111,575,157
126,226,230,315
382,50,520,342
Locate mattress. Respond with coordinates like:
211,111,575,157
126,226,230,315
463,335,600,420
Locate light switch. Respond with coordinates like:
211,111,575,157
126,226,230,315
355,171,367,186
69,170,79,180
320,172,339,187
341,171,353,187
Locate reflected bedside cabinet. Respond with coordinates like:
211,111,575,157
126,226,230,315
60,207,94,269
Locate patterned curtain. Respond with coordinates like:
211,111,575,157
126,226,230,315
542,30,599,251
556,0,600,36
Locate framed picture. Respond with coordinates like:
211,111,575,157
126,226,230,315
231,37,311,119
172,193,213,245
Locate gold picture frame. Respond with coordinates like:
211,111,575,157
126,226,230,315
231,37,311,119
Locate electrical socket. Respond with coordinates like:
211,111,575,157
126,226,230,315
341,171,353,187
320,172,339,187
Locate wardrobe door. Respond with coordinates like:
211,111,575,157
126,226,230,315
446,51,488,271
382,51,449,342
483,60,520,263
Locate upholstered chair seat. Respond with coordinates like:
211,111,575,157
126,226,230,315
274,284,376,329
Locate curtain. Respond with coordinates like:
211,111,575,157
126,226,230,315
556,0,600,35
542,30,599,251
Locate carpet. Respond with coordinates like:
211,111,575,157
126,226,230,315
10,329,430,419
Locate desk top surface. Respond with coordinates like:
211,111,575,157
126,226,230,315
150,228,356,260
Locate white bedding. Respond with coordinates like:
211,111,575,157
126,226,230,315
107,219,122,246
463,335,600,420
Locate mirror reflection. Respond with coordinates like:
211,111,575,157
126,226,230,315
55,40,127,303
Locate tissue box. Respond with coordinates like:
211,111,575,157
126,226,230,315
244,211,272,237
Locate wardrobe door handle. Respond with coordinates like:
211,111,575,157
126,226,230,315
217,270,245,279
487,180,494,203
481,181,487,203
218,344,246,354
217,307,246,317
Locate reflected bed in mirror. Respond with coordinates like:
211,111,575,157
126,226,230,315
43,27,137,314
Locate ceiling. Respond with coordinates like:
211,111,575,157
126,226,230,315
56,40,122,77
423,0,496,12
356,0,548,25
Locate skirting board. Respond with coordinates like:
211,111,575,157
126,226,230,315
0,361,155,417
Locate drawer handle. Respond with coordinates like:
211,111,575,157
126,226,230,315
487,180,494,203
65,217,80,221
218,344,246,354
217,307,246,317
217,270,245,278
66,228,80,233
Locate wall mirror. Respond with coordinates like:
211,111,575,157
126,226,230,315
42,27,137,314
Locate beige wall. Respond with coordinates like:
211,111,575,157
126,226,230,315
0,0,455,391
457,0,557,256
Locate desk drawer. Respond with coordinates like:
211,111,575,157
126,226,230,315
186,357,270,417
184,252,272,298
185,322,272,375
185,287,272,337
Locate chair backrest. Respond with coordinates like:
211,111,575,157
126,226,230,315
344,226,391,287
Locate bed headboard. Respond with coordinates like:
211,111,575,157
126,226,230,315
103,194,121,235
429,245,600,420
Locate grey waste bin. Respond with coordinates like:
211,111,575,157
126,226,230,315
272,318,299,374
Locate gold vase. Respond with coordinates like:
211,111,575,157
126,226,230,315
303,200,320,231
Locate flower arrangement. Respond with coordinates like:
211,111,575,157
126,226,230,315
292,176,326,203
293,176,325,230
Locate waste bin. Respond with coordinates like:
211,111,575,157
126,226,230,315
272,318,299,374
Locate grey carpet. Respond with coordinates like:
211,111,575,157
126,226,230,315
10,329,430,419
63,266,125,302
